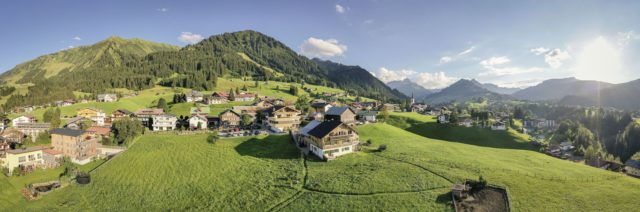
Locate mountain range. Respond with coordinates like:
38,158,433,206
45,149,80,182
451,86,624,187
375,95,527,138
386,79,438,101
422,79,512,104
0,30,405,108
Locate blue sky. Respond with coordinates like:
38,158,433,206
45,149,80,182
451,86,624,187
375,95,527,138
1,0,640,88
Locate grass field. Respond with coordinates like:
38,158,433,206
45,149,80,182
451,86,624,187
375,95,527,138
4,112,639,211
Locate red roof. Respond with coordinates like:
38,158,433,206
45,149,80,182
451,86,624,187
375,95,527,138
87,126,111,136
43,149,63,155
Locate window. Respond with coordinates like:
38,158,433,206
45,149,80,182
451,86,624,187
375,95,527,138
342,147,350,151
29,154,36,161
37,153,42,159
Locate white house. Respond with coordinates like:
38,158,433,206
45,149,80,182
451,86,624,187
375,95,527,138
152,114,177,131
12,115,35,127
299,121,359,160
186,90,204,102
189,115,208,130
97,94,118,102
437,114,449,124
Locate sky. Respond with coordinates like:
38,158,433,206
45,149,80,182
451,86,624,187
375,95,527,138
1,0,640,89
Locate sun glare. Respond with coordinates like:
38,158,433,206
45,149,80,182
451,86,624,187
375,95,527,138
573,36,624,83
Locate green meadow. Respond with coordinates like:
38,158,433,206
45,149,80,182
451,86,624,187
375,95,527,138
2,112,638,211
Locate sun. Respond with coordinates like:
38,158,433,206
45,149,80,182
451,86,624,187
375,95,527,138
573,36,624,83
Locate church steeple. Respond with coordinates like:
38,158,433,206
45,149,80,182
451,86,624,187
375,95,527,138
411,91,415,105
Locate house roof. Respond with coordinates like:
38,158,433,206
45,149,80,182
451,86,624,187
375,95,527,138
307,120,348,138
626,159,640,169
134,108,164,116
66,116,89,124
311,102,330,108
43,148,63,155
50,128,85,137
356,110,378,116
326,106,354,116
113,109,133,115
6,146,47,154
86,126,111,136
300,120,322,136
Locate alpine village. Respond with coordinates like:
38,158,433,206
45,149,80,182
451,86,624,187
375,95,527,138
1,5,640,211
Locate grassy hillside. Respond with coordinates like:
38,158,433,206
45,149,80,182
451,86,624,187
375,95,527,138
4,114,638,211
0,36,179,85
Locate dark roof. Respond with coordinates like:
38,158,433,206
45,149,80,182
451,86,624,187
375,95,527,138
307,120,344,138
626,159,640,169
219,109,241,117
50,128,85,137
264,105,286,116
326,106,354,116
311,102,329,108
114,109,133,114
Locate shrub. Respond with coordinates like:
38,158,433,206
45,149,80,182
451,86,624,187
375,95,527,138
378,144,388,152
207,131,220,144
366,139,373,146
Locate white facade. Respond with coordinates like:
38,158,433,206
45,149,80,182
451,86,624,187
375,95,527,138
438,115,449,124
309,143,355,160
152,115,177,131
491,123,506,130
12,116,34,126
91,112,106,126
97,94,118,102
189,116,208,130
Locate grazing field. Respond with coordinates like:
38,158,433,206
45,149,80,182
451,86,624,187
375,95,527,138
6,113,638,211
10,134,304,211
387,112,533,150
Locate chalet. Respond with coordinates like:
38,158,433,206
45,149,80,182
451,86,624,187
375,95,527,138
65,117,92,130
301,120,359,160
410,103,429,113
51,128,97,164
491,121,507,130
381,103,401,112
311,102,333,114
186,90,204,102
12,115,35,127
360,102,379,110
205,92,229,105
189,115,208,130
525,118,556,129
253,100,274,110
235,93,256,102
260,97,285,106
152,114,177,131
62,99,75,106
0,128,25,143
77,107,106,126
190,107,210,116
111,109,133,122
624,159,640,177
459,118,473,127
15,123,51,142
218,110,241,130
356,110,378,123
134,108,165,128
97,93,118,102
426,108,442,116
0,146,47,175
86,126,111,138
325,107,357,124
265,106,301,133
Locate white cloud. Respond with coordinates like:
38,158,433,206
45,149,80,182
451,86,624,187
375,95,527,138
544,49,571,69
438,46,475,65
335,4,346,13
177,32,204,44
479,56,510,66
300,37,347,58
530,47,549,55
494,79,542,88
479,56,543,76
617,30,640,47
157,8,168,12
72,36,81,41
372,67,458,89
457,46,475,56
439,56,452,64
530,47,571,69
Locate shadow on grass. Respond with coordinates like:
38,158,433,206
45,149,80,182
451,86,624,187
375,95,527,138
388,115,535,151
234,134,300,160
436,191,452,205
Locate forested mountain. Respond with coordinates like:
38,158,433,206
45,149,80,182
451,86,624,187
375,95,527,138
480,83,522,95
312,59,406,101
512,77,613,101
0,30,406,110
559,79,640,111
386,79,437,101
424,79,510,104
